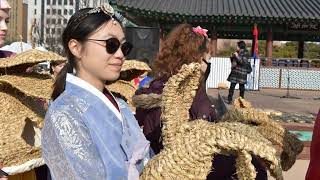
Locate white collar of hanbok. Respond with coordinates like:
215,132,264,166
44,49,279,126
66,73,123,122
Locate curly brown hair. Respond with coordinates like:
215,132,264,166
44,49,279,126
152,24,209,80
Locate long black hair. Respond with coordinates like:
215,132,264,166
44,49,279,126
51,8,117,100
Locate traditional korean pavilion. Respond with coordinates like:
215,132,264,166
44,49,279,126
111,0,320,61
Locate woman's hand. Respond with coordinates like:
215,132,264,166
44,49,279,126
233,52,239,57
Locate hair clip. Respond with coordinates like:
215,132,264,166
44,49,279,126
71,3,122,31
86,7,101,14
100,3,115,16
192,26,208,38
86,3,115,17
86,4,118,24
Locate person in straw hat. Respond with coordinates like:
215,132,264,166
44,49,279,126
41,4,151,180
133,24,267,179
0,0,14,58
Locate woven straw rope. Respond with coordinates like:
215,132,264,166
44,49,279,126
0,50,64,173
0,49,65,68
0,89,42,167
140,63,284,180
0,74,53,100
109,60,151,111
120,60,151,82
222,98,304,171
107,80,137,111
121,60,151,72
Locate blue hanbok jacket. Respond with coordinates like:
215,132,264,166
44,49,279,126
42,73,150,180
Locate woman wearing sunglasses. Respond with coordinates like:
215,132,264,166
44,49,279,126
42,5,150,180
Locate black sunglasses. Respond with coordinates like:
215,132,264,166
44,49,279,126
87,38,133,56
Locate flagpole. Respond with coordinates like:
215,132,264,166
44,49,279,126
252,24,258,90
253,56,256,90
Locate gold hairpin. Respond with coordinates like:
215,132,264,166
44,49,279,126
87,4,115,16
87,4,117,24
71,3,119,31
100,4,115,16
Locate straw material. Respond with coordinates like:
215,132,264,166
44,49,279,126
141,63,286,180
122,60,151,72
142,120,283,180
120,60,151,81
0,49,58,174
0,87,44,173
0,49,66,68
0,74,53,100
108,60,151,109
222,98,304,171
236,151,256,180
106,80,137,111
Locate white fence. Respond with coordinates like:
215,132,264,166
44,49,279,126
259,67,320,90
206,57,260,90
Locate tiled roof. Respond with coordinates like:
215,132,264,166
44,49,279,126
112,0,320,21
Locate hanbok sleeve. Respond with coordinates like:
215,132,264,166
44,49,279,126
42,109,106,180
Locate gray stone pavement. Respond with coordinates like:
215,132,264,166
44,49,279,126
269,160,309,180
208,88,319,120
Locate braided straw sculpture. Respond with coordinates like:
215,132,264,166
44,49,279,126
222,98,304,171
0,50,65,175
141,63,301,180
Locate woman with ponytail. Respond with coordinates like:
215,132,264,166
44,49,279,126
41,4,150,180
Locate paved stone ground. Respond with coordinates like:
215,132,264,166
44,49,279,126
209,88,319,122
268,160,309,180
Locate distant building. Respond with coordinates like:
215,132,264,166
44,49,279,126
43,0,75,53
27,0,43,46
76,0,106,11
43,0,107,53
7,0,28,43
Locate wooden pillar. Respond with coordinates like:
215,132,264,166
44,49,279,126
298,41,304,59
210,31,218,57
265,28,273,66
159,28,165,51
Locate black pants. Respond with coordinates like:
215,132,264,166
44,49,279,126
35,165,51,180
228,82,245,101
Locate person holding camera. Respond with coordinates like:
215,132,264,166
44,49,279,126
227,41,252,104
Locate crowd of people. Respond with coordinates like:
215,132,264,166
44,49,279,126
0,1,319,180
